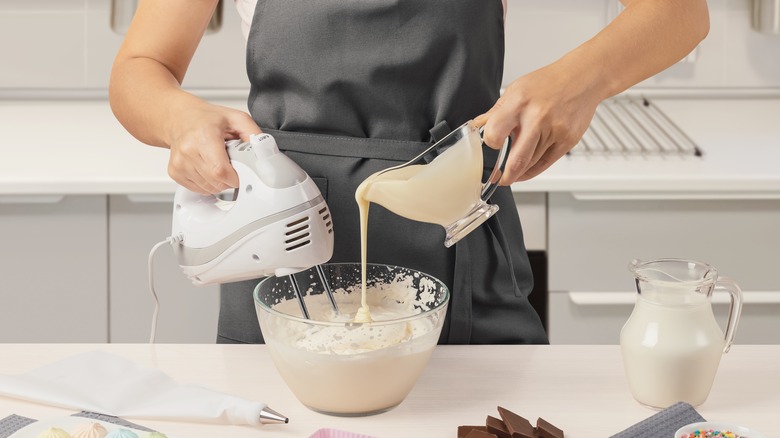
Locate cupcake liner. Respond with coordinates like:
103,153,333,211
308,428,376,438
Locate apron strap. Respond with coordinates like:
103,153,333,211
429,120,452,143
423,120,452,164
263,128,432,162
486,214,520,293
266,126,502,170
449,235,473,344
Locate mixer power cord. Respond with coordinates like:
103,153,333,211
147,234,184,344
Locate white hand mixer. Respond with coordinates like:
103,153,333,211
172,133,333,283
148,133,339,342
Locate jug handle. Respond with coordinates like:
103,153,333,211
479,129,511,201
716,276,743,353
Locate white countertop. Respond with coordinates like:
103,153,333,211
533,98,780,196
0,344,776,438
1,98,779,196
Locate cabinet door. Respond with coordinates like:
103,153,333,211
108,195,219,343
0,195,107,342
547,192,780,344
514,192,546,251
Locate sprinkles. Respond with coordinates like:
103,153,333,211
680,430,748,438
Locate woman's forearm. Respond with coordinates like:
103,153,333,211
108,0,260,194
479,0,709,183
109,57,206,149
108,0,217,149
555,0,709,101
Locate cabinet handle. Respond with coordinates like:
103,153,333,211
568,292,636,306
567,291,780,306
0,195,65,204
125,194,174,204
571,192,780,201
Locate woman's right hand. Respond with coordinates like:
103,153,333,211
165,101,261,195
108,0,262,195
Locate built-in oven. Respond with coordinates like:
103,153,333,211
527,250,548,332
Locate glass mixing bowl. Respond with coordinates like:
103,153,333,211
254,263,449,416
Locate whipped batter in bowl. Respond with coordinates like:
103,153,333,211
254,263,449,416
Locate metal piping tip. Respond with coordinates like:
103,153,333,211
260,406,289,424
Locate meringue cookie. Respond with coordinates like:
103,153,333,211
71,422,108,438
144,433,168,438
36,428,71,438
104,429,138,438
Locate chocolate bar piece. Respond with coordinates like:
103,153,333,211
465,430,498,438
497,406,534,438
536,417,564,438
485,415,511,438
458,425,489,438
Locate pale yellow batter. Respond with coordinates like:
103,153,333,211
353,129,484,322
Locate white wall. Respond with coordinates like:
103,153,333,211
0,0,249,91
503,0,780,89
0,0,778,93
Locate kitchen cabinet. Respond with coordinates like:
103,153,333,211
108,195,219,343
513,192,546,251
2,192,778,345
547,192,780,345
0,194,220,343
3,98,780,344
0,195,107,342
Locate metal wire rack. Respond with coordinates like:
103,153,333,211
569,96,702,157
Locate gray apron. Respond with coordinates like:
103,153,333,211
218,0,548,345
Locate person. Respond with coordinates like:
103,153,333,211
109,0,709,344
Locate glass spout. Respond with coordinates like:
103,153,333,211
630,258,718,299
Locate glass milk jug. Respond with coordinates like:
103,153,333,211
355,121,509,248
620,258,743,409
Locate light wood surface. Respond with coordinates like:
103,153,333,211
0,344,776,437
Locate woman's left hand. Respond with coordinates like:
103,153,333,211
475,63,603,185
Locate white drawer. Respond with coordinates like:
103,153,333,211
0,195,107,342
547,192,780,345
549,290,780,345
548,193,780,292
108,195,220,343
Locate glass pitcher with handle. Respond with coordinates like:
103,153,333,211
620,258,743,409
356,121,509,248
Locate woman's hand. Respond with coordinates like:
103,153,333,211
109,0,263,195
475,64,602,185
476,0,709,185
165,101,261,195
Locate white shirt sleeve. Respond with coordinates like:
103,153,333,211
234,0,257,41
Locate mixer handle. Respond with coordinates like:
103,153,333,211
174,137,259,206
173,134,290,221
479,128,511,202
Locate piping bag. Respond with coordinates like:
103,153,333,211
0,350,287,426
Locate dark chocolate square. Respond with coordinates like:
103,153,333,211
486,415,511,438
465,430,498,438
497,406,535,438
536,417,564,438
458,425,489,438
